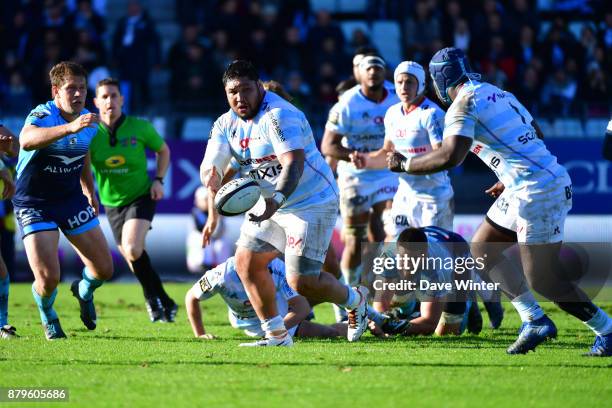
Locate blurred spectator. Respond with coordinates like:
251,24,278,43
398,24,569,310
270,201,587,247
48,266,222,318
514,65,542,115
540,17,579,74
580,63,609,115
285,70,311,113
73,29,106,73
453,18,471,52
347,28,371,57
308,10,345,60
279,27,308,76
507,0,539,36
111,0,161,114
42,0,76,53
3,70,33,114
71,0,105,43
481,36,517,85
517,25,537,69
210,30,239,76
541,68,578,116
441,0,463,46
404,0,441,63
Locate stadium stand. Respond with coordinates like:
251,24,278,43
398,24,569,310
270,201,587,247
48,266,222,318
0,0,609,140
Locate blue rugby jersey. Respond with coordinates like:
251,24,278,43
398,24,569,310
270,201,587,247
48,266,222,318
14,101,96,205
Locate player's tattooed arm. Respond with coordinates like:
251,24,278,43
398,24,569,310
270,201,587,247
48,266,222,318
248,149,304,222
275,149,304,199
321,129,353,161
387,135,472,175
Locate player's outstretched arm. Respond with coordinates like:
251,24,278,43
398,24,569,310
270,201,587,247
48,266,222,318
321,129,353,161
387,135,472,175
20,113,99,151
185,288,215,339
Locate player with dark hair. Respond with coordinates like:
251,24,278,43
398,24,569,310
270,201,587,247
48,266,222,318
14,61,113,339
373,226,475,336
200,60,369,346
387,47,612,356
321,55,399,297
91,78,177,322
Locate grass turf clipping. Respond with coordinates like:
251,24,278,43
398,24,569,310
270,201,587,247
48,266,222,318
2,283,612,407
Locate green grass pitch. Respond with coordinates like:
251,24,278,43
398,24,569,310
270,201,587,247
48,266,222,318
2,283,612,407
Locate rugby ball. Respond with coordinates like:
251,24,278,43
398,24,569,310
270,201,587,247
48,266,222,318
214,177,261,216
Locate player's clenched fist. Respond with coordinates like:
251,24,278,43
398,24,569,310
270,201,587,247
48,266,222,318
68,113,99,134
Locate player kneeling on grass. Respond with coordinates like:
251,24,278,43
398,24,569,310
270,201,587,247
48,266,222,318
185,256,349,340
373,227,485,336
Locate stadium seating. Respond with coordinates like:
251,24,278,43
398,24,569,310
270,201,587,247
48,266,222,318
371,21,402,67
585,118,609,138
338,0,368,13
340,20,371,43
152,117,167,139
310,0,338,12
181,117,213,141
553,118,584,138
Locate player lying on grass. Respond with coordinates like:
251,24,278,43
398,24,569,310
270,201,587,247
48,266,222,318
373,226,487,336
185,256,410,341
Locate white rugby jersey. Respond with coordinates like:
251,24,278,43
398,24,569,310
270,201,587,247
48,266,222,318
192,257,298,330
385,97,453,202
326,86,399,181
444,81,568,191
202,91,338,212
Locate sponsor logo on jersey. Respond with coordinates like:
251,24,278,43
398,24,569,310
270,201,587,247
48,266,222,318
199,276,212,293
239,138,250,150
248,163,283,180
50,154,85,165
472,144,483,154
30,111,49,119
328,110,339,125
105,155,126,168
374,116,384,125
238,154,277,166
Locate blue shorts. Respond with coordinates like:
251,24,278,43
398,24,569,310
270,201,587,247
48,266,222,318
14,194,100,238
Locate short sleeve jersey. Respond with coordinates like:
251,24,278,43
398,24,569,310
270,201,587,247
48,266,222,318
14,101,97,205
202,91,338,211
325,87,399,181
443,81,567,191
192,257,299,329
90,115,164,207
384,97,453,201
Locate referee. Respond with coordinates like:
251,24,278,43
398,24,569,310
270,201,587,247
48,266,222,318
91,78,177,322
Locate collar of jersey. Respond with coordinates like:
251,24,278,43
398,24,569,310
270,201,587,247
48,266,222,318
105,114,127,136
358,87,389,104
401,96,425,115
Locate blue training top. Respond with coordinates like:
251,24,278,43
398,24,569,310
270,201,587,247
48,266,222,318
13,101,96,205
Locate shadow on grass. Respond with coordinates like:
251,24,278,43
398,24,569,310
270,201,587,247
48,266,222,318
4,357,611,370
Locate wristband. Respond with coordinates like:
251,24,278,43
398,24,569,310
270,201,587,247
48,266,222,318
401,156,413,173
271,191,287,208
154,176,164,185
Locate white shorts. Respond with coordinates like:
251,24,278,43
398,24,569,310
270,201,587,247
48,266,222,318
237,198,338,265
486,179,573,244
383,193,454,238
338,173,398,217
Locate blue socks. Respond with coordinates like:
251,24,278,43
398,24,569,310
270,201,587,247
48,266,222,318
0,275,8,326
32,283,58,324
78,268,104,301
